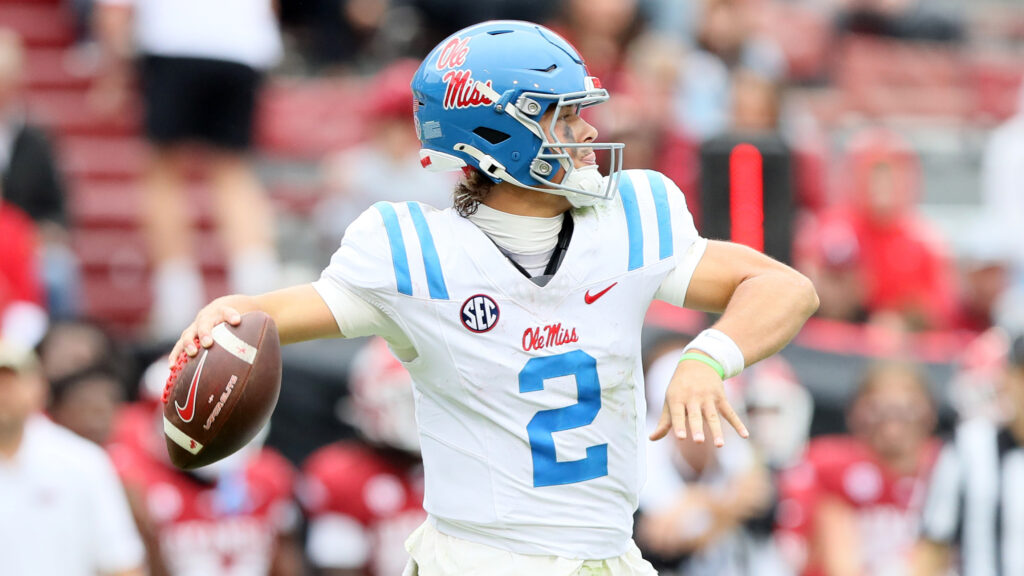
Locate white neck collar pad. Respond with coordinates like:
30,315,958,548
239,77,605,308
467,203,564,257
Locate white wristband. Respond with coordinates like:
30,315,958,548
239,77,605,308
682,329,745,379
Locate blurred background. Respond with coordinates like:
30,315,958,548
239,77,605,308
2,0,1024,574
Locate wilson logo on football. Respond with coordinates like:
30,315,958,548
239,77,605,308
461,294,499,333
203,375,238,431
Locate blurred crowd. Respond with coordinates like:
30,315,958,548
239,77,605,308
2,0,1024,574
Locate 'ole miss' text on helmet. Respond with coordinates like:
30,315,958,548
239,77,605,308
411,20,624,207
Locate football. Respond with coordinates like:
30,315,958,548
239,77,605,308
162,311,282,470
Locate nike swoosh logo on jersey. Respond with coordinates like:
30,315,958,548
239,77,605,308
175,349,208,423
584,282,618,304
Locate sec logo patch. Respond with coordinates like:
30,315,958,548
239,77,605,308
461,294,499,333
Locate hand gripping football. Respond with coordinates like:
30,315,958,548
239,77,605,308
162,311,282,469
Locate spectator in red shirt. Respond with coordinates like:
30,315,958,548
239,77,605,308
0,195,46,348
777,361,940,576
799,129,956,331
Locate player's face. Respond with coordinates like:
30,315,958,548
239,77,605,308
541,105,598,172
0,368,43,436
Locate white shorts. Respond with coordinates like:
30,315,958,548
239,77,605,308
402,520,658,576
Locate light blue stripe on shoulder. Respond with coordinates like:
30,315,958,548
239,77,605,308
619,172,644,270
406,202,449,300
645,170,674,260
373,202,413,296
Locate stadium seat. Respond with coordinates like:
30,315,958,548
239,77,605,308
0,3,73,47
59,135,147,180
28,89,138,137
257,79,370,158
967,54,1024,121
22,47,90,90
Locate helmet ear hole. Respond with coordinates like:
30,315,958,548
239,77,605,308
473,127,511,144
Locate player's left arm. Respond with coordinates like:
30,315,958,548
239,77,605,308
652,241,818,445
685,241,818,361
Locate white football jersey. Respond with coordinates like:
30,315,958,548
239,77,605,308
314,169,707,559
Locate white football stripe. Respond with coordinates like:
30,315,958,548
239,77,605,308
163,416,204,454
212,322,258,365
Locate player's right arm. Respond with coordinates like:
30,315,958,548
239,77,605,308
169,284,341,364
171,204,407,364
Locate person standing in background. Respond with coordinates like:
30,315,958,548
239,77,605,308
914,334,1024,576
92,0,283,342
0,29,77,319
980,79,1024,333
781,362,940,576
0,185,47,348
0,339,145,576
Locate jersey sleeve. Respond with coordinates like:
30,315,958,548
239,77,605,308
314,205,397,319
312,205,416,358
640,170,708,306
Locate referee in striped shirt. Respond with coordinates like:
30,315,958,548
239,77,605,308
914,334,1024,575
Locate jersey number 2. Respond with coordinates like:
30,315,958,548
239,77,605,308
518,350,608,487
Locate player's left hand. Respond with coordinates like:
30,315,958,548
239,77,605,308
649,357,748,447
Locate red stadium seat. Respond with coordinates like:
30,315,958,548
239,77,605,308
59,135,147,180
754,2,832,80
836,36,971,119
256,79,370,158
73,228,226,272
22,48,89,90
967,54,1024,122
27,89,139,137
70,180,220,228
0,4,73,47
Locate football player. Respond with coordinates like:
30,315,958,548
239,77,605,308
171,20,818,574
300,337,426,576
108,361,301,576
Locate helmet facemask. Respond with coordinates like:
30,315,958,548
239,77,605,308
465,77,624,207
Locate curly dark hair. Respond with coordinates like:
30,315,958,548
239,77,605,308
453,169,495,217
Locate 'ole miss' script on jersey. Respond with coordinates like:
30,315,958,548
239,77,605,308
313,170,707,558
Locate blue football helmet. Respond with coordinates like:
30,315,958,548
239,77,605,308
411,20,624,207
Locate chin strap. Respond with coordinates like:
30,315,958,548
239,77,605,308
453,143,610,208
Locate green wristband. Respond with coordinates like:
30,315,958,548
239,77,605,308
678,352,725,380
